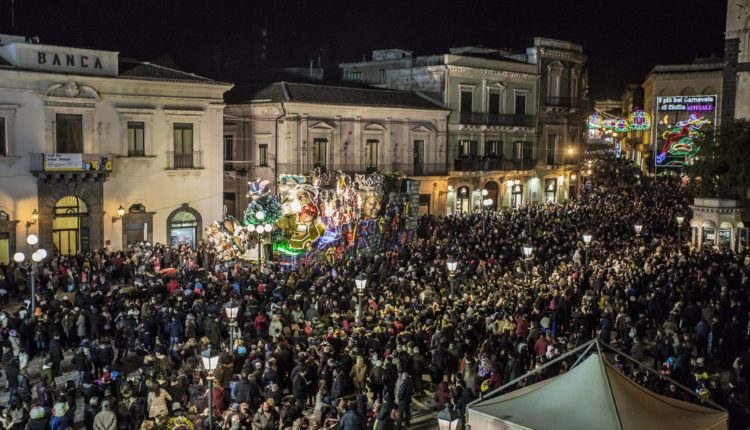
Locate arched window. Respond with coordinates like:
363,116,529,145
482,181,499,210
167,205,202,248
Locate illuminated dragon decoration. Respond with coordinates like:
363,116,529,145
656,113,709,165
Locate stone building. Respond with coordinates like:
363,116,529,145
223,82,450,217
339,39,588,213
0,34,232,260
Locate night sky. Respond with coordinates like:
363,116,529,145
0,0,728,100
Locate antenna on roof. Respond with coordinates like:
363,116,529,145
11,0,15,27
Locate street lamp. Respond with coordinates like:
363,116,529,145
354,273,367,326
446,258,457,297
13,234,45,313
481,189,488,197
522,243,533,278
676,215,685,244
437,405,460,430
112,205,126,223
225,301,239,350
201,348,220,430
582,233,592,267
482,198,493,231
254,223,273,268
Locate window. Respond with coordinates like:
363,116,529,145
488,92,501,114
365,139,379,172
515,94,526,116
485,140,501,157
511,184,523,208
313,138,328,169
173,123,194,168
223,135,233,171
0,117,5,156
379,69,386,83
347,71,362,81
127,122,145,156
546,134,557,165
56,113,83,153
258,144,268,167
522,141,533,161
458,140,478,156
545,178,557,203
223,192,237,218
460,90,473,113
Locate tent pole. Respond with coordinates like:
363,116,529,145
596,341,625,430
571,342,595,368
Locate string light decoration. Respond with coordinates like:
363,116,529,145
588,109,652,131
627,110,651,131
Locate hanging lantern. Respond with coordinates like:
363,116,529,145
615,117,629,133
587,113,603,129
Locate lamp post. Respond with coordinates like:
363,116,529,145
13,234,46,314
253,222,273,268
446,258,457,297
582,233,592,267
225,301,239,351
201,348,220,430
522,243,533,278
482,198,492,231
354,273,367,326
25,209,38,235
437,404,460,430
676,215,685,244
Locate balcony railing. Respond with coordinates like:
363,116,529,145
167,151,203,169
453,158,535,172
276,163,448,176
459,112,536,127
545,97,589,110
30,153,113,174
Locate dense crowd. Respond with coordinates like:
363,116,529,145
1,157,749,430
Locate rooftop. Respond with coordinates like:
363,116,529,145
231,81,446,110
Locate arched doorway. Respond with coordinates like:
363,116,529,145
456,186,471,214
167,205,202,248
53,196,90,256
482,181,499,210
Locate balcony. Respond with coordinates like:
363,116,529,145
453,158,535,172
276,163,448,176
545,97,589,110
167,151,203,169
459,112,536,128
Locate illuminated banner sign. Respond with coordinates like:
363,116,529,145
657,95,716,112
0,43,118,76
44,153,113,172
654,95,717,172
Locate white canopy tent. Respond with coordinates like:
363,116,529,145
467,342,727,430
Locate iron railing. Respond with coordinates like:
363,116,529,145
453,158,535,172
459,112,536,127
167,151,203,169
276,163,449,176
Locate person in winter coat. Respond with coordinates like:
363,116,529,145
350,356,367,395
93,400,117,430
338,401,365,430
434,381,452,411
369,357,384,404
251,400,279,430
396,371,413,428
292,368,310,409
146,384,171,419
374,398,396,430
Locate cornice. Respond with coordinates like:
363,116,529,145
447,65,537,80
538,48,585,63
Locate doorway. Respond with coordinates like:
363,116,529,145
52,196,90,256
413,140,425,175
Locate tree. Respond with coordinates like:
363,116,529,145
687,120,750,199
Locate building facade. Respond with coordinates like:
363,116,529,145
724,0,750,121
339,40,587,213
640,60,723,173
223,82,450,217
0,35,232,260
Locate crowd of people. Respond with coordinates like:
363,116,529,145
0,157,749,430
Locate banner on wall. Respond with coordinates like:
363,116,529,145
654,95,717,173
44,153,113,172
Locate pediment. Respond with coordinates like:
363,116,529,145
309,120,336,130
363,123,386,131
45,80,101,100
411,124,434,133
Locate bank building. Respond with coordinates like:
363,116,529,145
0,34,232,262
